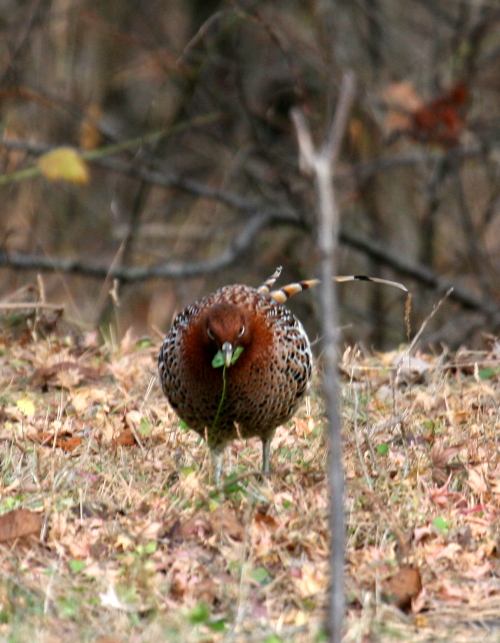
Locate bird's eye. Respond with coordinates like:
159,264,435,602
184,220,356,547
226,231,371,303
207,328,215,340
237,326,245,338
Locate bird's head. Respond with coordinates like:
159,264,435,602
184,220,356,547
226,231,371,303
203,303,250,367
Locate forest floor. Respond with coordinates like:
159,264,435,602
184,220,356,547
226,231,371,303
1,313,500,643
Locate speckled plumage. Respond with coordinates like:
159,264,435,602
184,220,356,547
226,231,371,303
158,270,313,477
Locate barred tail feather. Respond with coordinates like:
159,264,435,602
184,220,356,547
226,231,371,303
269,280,319,304
265,271,408,304
257,266,283,294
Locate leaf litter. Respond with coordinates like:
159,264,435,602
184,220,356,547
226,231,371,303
0,317,500,641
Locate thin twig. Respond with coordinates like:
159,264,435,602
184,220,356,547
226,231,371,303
2,135,500,326
0,113,222,186
292,69,357,643
0,302,64,311
0,212,304,281
407,287,454,355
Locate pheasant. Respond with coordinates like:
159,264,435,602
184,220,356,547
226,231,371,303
158,267,407,480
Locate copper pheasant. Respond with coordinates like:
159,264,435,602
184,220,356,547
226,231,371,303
158,268,407,480
158,267,313,479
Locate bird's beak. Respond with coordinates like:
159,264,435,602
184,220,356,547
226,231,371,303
222,342,234,368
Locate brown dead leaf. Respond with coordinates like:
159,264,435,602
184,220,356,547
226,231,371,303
209,506,245,541
113,428,137,447
431,442,465,466
411,82,468,146
56,435,82,452
382,566,423,613
32,431,82,452
195,577,220,606
0,508,43,543
251,508,280,559
31,361,100,389
468,464,490,496
254,505,280,530
30,431,83,452
436,577,467,602
180,514,213,540
431,441,465,485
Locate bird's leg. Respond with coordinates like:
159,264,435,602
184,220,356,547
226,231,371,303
210,448,224,485
262,438,271,474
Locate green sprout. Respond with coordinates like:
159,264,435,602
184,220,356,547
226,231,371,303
211,346,244,368
211,346,244,430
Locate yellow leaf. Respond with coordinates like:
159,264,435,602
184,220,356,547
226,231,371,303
115,534,134,551
38,147,89,184
16,397,35,417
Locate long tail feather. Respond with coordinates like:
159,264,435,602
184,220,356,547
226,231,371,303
257,266,283,294
262,271,408,304
333,275,408,292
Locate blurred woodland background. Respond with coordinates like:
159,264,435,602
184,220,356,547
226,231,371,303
1,0,500,349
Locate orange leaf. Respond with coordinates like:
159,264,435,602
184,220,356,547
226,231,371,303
31,432,82,452
113,428,137,447
382,566,423,613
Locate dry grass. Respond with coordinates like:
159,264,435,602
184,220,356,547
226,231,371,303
0,313,500,642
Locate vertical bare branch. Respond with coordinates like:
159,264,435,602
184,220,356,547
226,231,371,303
291,70,356,643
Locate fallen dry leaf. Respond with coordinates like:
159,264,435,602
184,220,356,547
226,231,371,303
209,506,245,541
381,566,423,612
0,508,43,543
165,514,215,544
113,428,137,447
2,313,500,641
31,361,100,389
468,464,490,497
31,431,83,452
431,441,465,485
292,560,327,598
411,82,468,146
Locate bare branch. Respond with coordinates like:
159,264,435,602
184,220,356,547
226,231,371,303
292,70,357,643
0,302,64,312
0,135,278,217
1,215,500,328
2,132,500,327
0,136,488,212
324,70,357,166
0,212,305,282
340,227,500,324
290,109,316,174
95,155,264,214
